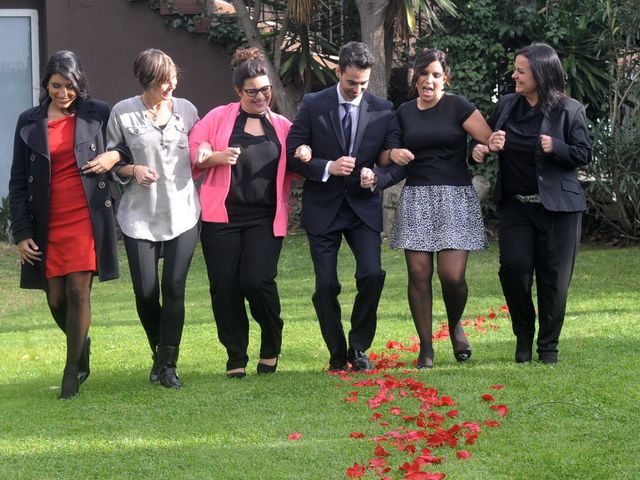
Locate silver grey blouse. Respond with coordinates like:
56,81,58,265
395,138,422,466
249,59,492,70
107,96,200,241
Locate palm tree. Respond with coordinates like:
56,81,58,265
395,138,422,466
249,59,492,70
288,0,457,97
355,0,457,97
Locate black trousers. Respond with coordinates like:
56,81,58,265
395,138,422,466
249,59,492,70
307,201,386,368
201,218,284,371
123,223,199,349
498,198,581,356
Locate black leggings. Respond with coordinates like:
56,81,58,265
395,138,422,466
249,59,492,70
123,223,198,348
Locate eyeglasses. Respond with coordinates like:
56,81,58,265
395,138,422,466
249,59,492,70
243,85,272,97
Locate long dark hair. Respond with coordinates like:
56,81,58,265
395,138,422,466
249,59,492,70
409,48,451,98
39,50,89,107
516,43,566,116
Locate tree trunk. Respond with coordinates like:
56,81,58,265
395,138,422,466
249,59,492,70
230,0,297,119
355,0,403,237
354,0,388,98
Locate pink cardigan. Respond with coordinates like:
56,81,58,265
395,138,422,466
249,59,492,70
188,102,295,237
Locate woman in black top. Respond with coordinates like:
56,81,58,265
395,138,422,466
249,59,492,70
472,43,591,364
379,49,492,368
189,48,310,378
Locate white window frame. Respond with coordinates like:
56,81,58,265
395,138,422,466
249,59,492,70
1,9,40,106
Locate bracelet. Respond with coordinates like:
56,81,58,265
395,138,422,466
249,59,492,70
387,148,394,163
132,164,138,182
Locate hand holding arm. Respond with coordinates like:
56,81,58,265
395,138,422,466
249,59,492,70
117,164,159,186
82,150,121,175
488,130,506,152
195,146,241,168
472,144,490,163
360,167,377,189
294,144,312,163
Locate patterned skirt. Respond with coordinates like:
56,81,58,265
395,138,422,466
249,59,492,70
390,185,487,252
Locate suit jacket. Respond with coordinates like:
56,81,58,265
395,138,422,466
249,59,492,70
482,93,591,212
286,87,404,234
9,98,119,290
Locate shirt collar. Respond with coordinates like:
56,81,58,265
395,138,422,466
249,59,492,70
336,85,363,108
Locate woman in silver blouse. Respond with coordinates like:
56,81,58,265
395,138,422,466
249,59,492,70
107,49,200,389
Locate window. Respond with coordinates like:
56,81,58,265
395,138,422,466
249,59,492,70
0,9,39,199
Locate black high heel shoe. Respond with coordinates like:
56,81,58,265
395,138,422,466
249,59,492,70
454,349,472,363
226,368,246,379
77,336,91,385
416,344,434,369
257,358,278,374
59,368,79,400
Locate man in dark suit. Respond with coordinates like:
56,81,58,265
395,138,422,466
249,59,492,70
286,41,404,371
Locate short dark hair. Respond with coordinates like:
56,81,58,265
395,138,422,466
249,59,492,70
230,47,270,89
40,50,89,105
133,49,178,91
409,48,451,97
516,43,566,115
338,41,375,71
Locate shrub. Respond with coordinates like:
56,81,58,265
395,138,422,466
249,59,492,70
584,114,640,241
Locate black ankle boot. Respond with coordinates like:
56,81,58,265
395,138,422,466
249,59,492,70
149,345,161,384
156,345,182,389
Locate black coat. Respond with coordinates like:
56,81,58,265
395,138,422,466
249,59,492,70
9,98,119,290
485,93,592,212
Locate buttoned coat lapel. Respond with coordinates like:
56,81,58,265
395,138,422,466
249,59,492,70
326,88,348,153
20,104,49,160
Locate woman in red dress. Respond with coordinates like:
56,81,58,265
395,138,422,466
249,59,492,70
9,51,120,399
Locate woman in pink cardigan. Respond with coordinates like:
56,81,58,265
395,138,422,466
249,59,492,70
189,48,309,378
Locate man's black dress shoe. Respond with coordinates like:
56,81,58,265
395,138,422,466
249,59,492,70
348,350,371,371
515,339,533,363
539,352,558,364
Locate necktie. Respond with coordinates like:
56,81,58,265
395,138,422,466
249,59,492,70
342,102,352,154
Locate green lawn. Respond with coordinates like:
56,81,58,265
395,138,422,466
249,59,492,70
0,235,638,479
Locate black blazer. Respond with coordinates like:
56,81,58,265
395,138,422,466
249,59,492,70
9,98,119,290
286,87,404,235
483,93,591,212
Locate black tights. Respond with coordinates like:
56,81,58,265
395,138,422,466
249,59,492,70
47,272,93,390
405,249,470,365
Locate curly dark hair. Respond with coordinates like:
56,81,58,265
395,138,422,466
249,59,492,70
231,47,270,89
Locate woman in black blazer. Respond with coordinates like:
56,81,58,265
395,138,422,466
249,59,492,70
9,51,120,399
472,43,591,364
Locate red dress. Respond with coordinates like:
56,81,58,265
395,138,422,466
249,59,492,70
46,115,97,278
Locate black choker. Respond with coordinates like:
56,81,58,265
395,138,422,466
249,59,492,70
241,109,266,119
